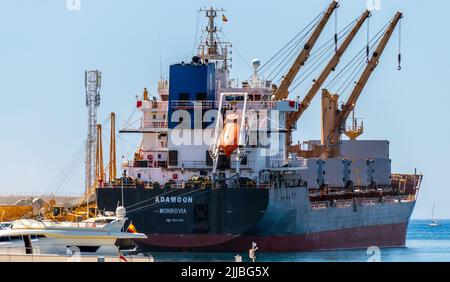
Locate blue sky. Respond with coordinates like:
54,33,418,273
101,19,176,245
0,0,447,219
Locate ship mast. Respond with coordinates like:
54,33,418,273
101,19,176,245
197,7,231,73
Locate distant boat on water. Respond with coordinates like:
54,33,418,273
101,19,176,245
428,203,441,227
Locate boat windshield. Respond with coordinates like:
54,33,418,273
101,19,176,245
11,219,46,230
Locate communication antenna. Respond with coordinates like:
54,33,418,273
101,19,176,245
85,70,101,192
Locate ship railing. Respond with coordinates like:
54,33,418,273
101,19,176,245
358,198,378,206
177,161,210,169
391,173,421,180
142,120,168,128
382,197,399,204
335,199,353,208
222,101,275,110
174,160,253,169
383,195,415,203
170,183,184,189
170,101,216,110
102,182,140,189
140,100,168,111
310,201,329,210
254,184,272,189
227,183,272,189
169,100,276,110
124,160,168,169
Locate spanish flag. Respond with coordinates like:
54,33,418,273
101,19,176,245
222,14,228,22
127,222,137,233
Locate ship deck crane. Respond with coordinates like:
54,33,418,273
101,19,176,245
285,10,371,152
273,0,339,101
95,124,104,186
109,112,117,182
323,12,403,153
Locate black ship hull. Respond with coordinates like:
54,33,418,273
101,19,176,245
96,186,415,252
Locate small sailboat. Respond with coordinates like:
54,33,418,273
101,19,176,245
428,203,441,227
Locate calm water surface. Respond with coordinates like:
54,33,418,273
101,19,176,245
147,220,450,262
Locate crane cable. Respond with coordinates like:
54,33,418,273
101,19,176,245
258,10,323,74
265,21,317,82
288,17,358,93
324,20,390,91
258,8,326,77
220,31,252,70
398,17,402,70
271,22,338,86
335,24,387,96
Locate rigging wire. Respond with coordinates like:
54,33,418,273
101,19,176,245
191,10,201,57
288,18,357,93
264,23,315,82
258,10,325,75
46,114,114,196
289,46,336,93
333,23,388,97
324,20,390,91
46,142,84,195
336,50,369,95
221,31,252,70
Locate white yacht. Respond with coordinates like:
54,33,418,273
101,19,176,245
0,207,153,262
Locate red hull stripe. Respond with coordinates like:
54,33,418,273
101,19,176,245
134,222,408,252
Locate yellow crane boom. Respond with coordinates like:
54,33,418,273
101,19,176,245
286,10,371,134
109,112,116,182
273,0,339,101
325,12,403,145
95,124,104,183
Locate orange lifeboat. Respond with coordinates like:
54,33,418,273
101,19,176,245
219,114,240,158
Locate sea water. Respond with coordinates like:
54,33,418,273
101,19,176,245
148,220,450,262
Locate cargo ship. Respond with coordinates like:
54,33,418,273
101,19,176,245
95,2,422,252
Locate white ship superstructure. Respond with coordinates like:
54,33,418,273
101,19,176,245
94,3,422,252
120,8,301,188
